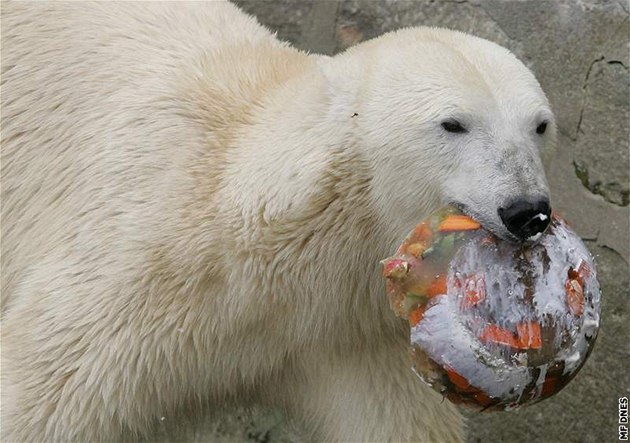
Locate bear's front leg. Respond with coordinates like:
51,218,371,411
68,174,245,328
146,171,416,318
287,336,464,442
1,257,191,442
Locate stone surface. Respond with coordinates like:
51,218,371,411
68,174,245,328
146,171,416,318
157,1,629,441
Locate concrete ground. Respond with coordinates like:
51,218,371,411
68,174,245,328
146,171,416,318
153,1,629,442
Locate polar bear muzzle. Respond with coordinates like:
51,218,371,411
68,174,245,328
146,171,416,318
498,197,552,240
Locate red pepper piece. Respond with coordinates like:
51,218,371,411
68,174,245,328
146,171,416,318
463,273,486,307
541,375,559,397
382,258,409,279
565,278,585,316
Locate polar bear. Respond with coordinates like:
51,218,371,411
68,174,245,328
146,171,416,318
1,2,556,442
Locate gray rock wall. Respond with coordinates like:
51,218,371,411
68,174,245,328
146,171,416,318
155,1,629,442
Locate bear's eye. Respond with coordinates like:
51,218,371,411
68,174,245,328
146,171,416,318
441,120,467,134
536,121,548,135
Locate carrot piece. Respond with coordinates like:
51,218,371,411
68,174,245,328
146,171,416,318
528,322,542,349
516,322,542,349
516,323,530,348
427,275,448,297
409,306,426,327
480,324,521,348
482,323,543,350
446,368,471,390
565,279,585,316
438,214,481,232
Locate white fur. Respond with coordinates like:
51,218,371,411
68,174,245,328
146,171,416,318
1,2,555,442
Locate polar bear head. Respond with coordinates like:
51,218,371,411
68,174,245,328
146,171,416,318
322,28,556,242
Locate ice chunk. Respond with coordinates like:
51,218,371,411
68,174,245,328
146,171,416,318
382,206,601,411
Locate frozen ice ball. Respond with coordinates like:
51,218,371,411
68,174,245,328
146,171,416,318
381,206,600,411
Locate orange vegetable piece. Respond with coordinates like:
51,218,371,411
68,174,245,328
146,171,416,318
565,279,585,316
427,275,448,297
438,214,481,232
447,367,471,390
480,324,521,348
409,306,426,327
481,322,543,350
516,322,542,349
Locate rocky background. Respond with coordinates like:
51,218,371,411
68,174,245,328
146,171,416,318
153,1,629,442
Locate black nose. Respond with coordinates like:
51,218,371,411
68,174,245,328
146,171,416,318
498,198,552,240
